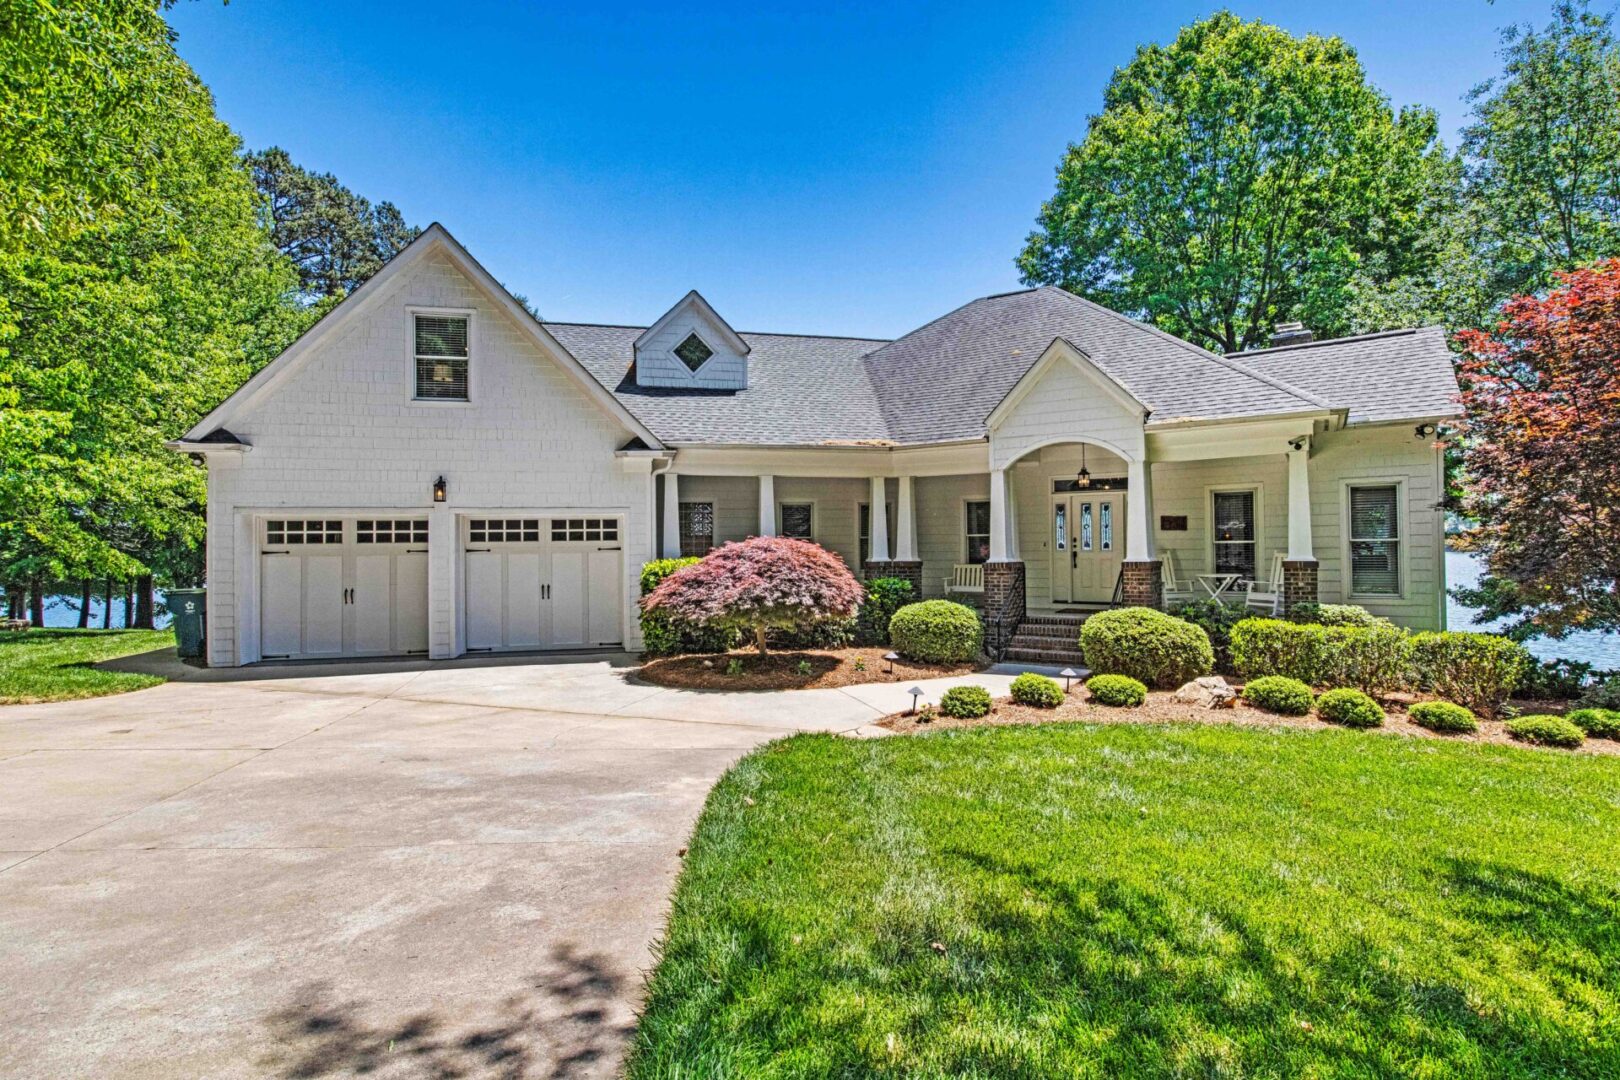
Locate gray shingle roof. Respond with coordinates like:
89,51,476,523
1237,326,1462,425
543,289,1459,447
546,323,893,446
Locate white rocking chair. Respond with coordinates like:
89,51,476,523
1244,552,1288,616
1159,551,1199,607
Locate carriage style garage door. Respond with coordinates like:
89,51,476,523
259,518,430,660
463,517,623,652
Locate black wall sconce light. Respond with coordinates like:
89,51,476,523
1414,423,1437,439
433,475,448,503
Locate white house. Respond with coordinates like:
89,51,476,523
172,224,1460,668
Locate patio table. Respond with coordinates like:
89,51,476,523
1194,572,1243,601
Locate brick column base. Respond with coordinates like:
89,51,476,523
1282,559,1319,612
982,561,1026,656
1121,559,1163,609
863,560,923,598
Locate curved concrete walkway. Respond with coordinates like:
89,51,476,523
0,651,1016,1079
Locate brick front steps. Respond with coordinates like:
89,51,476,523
1004,614,1086,667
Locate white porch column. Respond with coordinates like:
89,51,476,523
868,476,891,563
988,467,1014,562
661,472,681,559
757,475,776,537
1125,456,1156,562
895,476,917,561
1287,438,1314,560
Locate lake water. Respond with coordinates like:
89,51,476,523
40,593,172,630
1447,549,1620,669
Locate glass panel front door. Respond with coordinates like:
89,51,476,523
1050,492,1125,604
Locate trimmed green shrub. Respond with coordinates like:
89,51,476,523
1321,624,1410,694
939,685,992,719
1230,619,1327,684
769,619,854,650
1010,672,1064,708
639,558,740,655
1406,632,1530,719
1079,607,1213,689
1170,599,1248,674
1516,657,1608,701
1566,708,1620,739
1242,675,1314,716
855,577,915,646
1505,714,1585,748
1288,602,1387,627
1408,701,1479,734
889,601,983,664
1315,688,1385,729
1087,674,1147,707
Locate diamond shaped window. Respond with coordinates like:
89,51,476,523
674,332,714,372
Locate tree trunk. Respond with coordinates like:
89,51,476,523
102,577,113,629
123,580,134,629
753,624,769,655
29,580,45,628
134,575,155,630
77,579,92,628
5,586,20,620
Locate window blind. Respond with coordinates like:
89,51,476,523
414,314,469,400
1349,485,1400,594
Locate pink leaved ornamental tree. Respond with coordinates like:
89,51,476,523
640,536,864,655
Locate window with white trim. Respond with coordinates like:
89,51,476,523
265,519,343,545
964,501,991,564
1212,491,1256,579
674,332,713,373
356,519,428,545
550,518,618,542
414,313,469,400
780,503,813,540
469,519,540,543
1349,485,1401,594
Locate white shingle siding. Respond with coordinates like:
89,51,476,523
203,251,649,666
635,310,749,390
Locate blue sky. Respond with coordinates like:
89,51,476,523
167,0,1555,338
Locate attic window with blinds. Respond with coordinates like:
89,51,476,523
1349,484,1401,595
414,313,470,400
674,332,714,373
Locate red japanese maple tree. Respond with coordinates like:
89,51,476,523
640,535,865,654
1455,258,1620,636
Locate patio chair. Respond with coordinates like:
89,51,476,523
1159,551,1200,607
1244,552,1287,615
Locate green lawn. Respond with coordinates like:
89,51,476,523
630,724,1620,1078
0,628,174,704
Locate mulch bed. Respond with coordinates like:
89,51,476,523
878,688,1620,756
634,646,983,691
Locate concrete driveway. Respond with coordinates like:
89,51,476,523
0,651,1015,1079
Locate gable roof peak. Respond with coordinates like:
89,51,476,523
633,289,750,356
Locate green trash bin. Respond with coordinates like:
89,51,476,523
170,588,206,659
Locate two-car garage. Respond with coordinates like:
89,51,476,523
257,513,623,661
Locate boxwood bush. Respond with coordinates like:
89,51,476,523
1287,602,1386,627
1087,674,1147,707
938,684,992,719
1169,599,1248,674
1408,700,1479,734
1009,672,1064,708
1079,607,1212,689
889,600,982,664
1230,619,1327,685
1315,688,1385,729
1231,619,1409,693
1565,707,1620,739
1241,675,1314,716
1406,632,1530,719
1504,714,1585,748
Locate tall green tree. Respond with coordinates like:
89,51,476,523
246,147,420,301
1462,1,1620,298
1017,12,1446,354
0,0,308,603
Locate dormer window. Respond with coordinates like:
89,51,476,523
674,332,714,373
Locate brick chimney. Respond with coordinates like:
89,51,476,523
1270,321,1314,347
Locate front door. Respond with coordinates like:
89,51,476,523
1049,492,1125,604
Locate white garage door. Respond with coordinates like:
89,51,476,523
463,516,622,652
260,518,429,661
